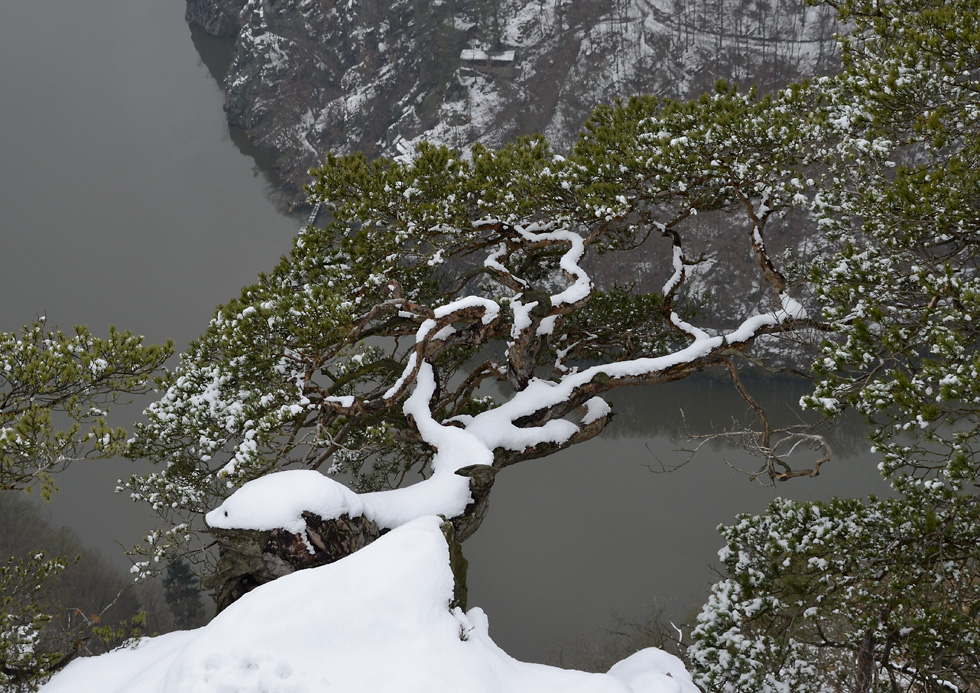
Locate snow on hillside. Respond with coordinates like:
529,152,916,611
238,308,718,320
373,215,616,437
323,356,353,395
40,517,699,693
188,0,839,204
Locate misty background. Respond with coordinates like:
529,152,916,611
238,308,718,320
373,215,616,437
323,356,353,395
0,0,888,663
0,0,298,574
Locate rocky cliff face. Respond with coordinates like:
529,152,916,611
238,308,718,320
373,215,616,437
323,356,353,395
187,0,839,208
186,0,838,351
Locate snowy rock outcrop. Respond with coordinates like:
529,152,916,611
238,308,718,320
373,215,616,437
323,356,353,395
40,517,701,693
187,0,839,206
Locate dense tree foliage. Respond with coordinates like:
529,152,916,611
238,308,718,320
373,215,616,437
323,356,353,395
0,551,72,693
162,559,206,631
804,0,980,491
0,494,175,693
0,319,170,691
689,0,980,690
1,319,171,498
691,486,980,692
126,82,826,575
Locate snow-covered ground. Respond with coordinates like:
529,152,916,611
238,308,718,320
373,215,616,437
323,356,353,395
40,516,699,693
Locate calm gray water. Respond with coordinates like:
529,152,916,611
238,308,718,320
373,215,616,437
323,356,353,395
0,0,888,665
467,378,886,662
0,0,298,342
0,0,298,596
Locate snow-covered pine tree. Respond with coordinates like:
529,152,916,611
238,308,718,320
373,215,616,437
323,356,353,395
126,85,828,602
690,1,980,689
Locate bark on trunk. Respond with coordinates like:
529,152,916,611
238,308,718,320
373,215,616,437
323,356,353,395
206,471,493,612
855,627,876,693
206,513,382,612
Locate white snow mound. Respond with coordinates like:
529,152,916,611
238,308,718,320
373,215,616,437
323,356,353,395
205,469,363,534
40,516,697,693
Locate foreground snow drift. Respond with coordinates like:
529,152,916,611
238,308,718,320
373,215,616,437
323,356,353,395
41,517,696,693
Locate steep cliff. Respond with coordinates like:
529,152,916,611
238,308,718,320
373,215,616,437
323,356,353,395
186,0,839,207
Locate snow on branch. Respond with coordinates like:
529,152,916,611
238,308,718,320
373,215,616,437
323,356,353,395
126,87,828,574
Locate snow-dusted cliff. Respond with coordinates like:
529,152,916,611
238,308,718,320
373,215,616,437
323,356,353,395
187,0,839,206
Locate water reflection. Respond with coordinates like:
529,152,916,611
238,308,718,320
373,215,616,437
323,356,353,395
188,23,303,211
467,374,888,663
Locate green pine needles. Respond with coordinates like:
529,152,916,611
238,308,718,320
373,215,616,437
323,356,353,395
691,0,980,690
1,318,170,691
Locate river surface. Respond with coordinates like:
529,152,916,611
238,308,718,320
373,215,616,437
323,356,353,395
0,0,298,610
0,0,889,666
